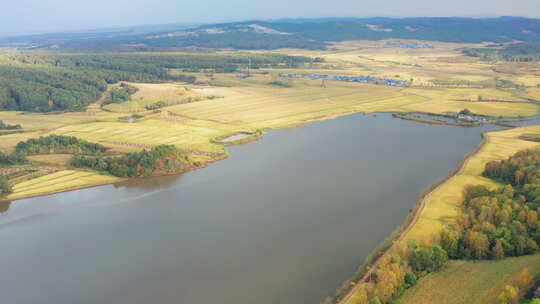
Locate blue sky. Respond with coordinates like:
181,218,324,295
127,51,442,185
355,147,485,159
2,0,540,36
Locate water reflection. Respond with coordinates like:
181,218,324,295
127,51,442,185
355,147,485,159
0,201,10,213
113,174,185,191
0,114,503,304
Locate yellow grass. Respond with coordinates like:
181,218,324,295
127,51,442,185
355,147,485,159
26,154,73,166
0,111,119,131
103,82,192,113
6,170,120,200
525,88,540,101
50,118,242,153
169,84,418,129
399,88,537,117
405,125,540,243
4,43,540,201
0,131,40,153
396,254,540,304
512,75,540,87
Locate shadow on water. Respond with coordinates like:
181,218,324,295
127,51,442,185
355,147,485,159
112,174,185,191
0,201,10,213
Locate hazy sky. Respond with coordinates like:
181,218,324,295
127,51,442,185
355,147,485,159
2,0,540,36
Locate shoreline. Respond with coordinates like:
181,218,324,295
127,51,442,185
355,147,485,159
1,111,537,303
335,128,493,304
2,108,535,205
0,154,227,203
335,124,539,304
0,178,127,203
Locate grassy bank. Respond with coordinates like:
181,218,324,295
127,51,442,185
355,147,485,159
337,124,540,304
404,125,540,243
3,170,121,202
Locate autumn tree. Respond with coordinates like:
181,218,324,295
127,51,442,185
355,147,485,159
498,285,520,304
470,232,489,259
349,284,369,304
527,210,538,229
517,268,534,297
492,240,505,259
440,229,459,258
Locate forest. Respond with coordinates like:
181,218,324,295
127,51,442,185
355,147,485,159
430,149,540,303
463,42,540,62
5,17,540,51
0,53,310,112
329,149,540,304
102,83,138,106
15,135,107,155
71,145,192,177
439,182,539,260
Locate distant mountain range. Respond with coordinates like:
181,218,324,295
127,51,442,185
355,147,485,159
2,16,540,51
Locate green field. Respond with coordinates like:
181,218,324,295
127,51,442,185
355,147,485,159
396,255,540,304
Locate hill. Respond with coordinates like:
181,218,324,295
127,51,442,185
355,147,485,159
2,17,540,51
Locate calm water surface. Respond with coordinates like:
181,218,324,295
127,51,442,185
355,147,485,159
0,114,498,304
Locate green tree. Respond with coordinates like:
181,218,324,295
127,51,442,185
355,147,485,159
0,174,12,197
440,229,459,258
404,272,417,287
430,245,448,271
369,296,382,304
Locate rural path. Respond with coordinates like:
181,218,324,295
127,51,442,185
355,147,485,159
336,136,487,304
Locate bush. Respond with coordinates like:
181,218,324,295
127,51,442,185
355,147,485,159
15,135,107,155
0,120,22,130
0,174,12,197
71,145,189,177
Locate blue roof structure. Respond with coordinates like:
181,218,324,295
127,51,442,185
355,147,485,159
283,73,409,87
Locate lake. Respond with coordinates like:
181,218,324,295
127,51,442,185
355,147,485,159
0,114,498,304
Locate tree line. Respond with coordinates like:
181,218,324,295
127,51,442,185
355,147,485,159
102,83,138,106
329,242,449,304
0,120,22,130
464,42,540,62
0,174,11,198
15,135,107,155
48,53,312,72
0,52,310,112
70,145,193,177
0,150,26,166
1,135,107,166
332,148,540,304
436,149,540,261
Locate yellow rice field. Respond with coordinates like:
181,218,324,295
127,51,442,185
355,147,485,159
5,170,120,201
